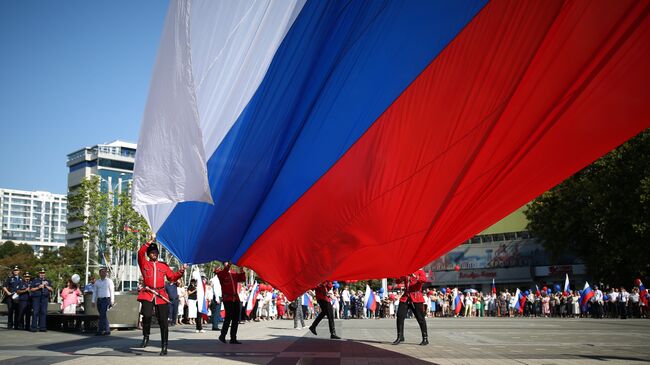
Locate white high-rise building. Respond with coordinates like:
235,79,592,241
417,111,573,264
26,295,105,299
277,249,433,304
66,140,136,247
0,188,67,252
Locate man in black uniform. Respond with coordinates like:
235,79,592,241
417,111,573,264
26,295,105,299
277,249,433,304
29,268,53,332
16,272,32,330
2,266,22,329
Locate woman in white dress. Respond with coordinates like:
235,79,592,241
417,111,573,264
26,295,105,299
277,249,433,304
187,279,198,324
572,291,581,318
177,279,186,325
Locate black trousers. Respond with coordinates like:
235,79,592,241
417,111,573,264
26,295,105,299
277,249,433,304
6,299,19,328
221,301,241,340
396,301,427,338
141,299,169,343
18,300,31,329
312,299,336,335
168,298,179,324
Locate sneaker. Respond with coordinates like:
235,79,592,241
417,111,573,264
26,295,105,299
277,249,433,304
195,329,206,333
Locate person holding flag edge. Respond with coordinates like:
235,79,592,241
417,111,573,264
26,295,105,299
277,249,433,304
393,268,428,346
309,280,340,339
137,237,187,355
214,261,247,344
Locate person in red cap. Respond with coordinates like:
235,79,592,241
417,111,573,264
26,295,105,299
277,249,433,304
308,280,340,339
137,238,187,355
393,269,428,346
214,261,246,344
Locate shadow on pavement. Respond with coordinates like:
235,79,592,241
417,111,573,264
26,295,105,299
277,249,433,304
37,335,439,364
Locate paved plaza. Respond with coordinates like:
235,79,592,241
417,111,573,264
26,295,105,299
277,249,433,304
0,316,649,365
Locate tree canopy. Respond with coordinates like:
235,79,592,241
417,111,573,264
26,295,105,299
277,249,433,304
525,129,649,286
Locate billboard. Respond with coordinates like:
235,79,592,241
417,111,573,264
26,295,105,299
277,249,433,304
426,239,548,271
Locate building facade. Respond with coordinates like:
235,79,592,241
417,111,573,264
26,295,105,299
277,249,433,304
66,140,136,247
426,206,586,292
0,188,67,252
67,140,140,289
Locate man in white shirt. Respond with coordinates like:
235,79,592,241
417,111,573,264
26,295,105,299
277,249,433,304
342,286,351,319
592,286,604,318
618,287,629,319
209,274,222,330
92,267,115,335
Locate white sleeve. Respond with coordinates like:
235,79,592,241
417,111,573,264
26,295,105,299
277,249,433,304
110,280,115,304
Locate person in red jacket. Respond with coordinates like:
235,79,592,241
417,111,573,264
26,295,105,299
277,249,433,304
308,281,340,339
393,269,428,346
137,239,187,355
214,261,246,344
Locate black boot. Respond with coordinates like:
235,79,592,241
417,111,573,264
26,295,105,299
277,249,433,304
419,332,428,346
308,325,317,335
330,333,341,340
160,331,168,355
141,335,149,348
230,338,242,344
392,333,404,345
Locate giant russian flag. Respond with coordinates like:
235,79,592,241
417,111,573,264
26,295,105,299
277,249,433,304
133,0,650,299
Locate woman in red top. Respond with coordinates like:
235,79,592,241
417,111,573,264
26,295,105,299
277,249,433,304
308,281,340,339
393,269,428,346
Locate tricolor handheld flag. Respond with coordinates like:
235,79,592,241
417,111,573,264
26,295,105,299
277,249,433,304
581,281,594,311
246,282,259,316
491,278,496,294
192,269,208,316
453,289,463,315
564,274,571,295
636,279,648,306
301,293,313,309
512,288,523,313
364,285,377,312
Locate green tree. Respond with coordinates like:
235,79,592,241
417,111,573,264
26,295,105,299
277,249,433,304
525,129,649,286
0,241,33,260
108,190,151,252
67,176,110,274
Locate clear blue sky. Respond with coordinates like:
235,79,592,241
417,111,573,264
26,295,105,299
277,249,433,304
0,0,169,195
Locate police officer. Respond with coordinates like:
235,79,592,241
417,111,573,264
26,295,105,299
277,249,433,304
393,269,428,346
214,261,246,344
16,272,32,330
308,281,341,339
137,239,187,356
29,268,52,332
2,266,22,329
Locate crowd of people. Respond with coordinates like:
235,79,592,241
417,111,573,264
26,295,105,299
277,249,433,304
4,267,648,334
